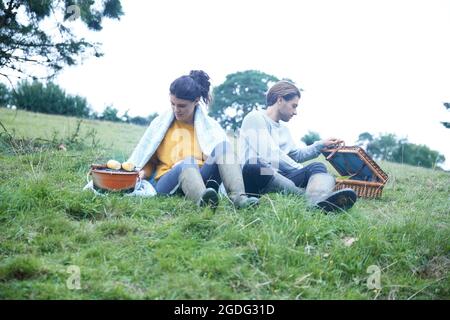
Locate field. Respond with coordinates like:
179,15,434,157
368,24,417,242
0,108,449,299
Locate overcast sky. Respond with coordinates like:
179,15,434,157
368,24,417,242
55,0,450,169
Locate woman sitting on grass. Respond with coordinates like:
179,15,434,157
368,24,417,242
127,70,258,209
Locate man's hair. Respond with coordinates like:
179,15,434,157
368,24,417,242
266,81,301,106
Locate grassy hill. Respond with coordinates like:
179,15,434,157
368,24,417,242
0,108,146,158
0,108,449,299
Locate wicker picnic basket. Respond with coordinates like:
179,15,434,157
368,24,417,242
321,143,389,199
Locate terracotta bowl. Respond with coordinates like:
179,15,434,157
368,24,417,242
90,165,139,192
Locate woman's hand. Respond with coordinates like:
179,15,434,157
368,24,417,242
138,170,146,179
321,138,344,150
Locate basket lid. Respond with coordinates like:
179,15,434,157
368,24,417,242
322,145,388,183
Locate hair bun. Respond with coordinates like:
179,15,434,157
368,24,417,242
189,70,211,103
189,70,210,85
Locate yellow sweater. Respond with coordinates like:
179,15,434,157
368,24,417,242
146,120,205,180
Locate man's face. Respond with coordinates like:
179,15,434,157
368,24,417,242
278,96,299,122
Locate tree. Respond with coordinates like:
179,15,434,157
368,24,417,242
368,133,400,162
128,115,147,126
357,133,402,162
301,131,321,146
65,94,90,117
99,105,120,122
12,80,91,117
210,70,279,131
358,132,402,161
357,132,373,144
128,113,158,126
121,109,132,123
121,110,157,126
442,102,450,129
393,143,445,169
0,0,123,80
357,132,445,169
0,82,10,106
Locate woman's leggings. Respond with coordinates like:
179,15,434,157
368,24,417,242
155,142,231,195
242,157,328,196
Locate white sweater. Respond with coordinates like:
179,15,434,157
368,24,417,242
240,109,324,173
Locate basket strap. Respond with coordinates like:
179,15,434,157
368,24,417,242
348,163,368,180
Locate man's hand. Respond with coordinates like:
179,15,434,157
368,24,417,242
321,138,344,150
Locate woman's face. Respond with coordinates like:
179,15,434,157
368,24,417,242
170,95,198,123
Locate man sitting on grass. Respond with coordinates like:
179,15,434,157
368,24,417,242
239,81,357,212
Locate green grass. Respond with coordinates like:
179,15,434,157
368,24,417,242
0,109,449,299
0,108,145,158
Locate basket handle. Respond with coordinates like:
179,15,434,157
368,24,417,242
325,141,345,161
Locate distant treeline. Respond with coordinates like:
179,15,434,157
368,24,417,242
0,81,156,126
1,81,446,170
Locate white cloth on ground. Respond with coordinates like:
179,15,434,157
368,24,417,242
83,179,157,197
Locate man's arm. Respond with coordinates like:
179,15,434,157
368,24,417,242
288,140,324,163
288,136,345,163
